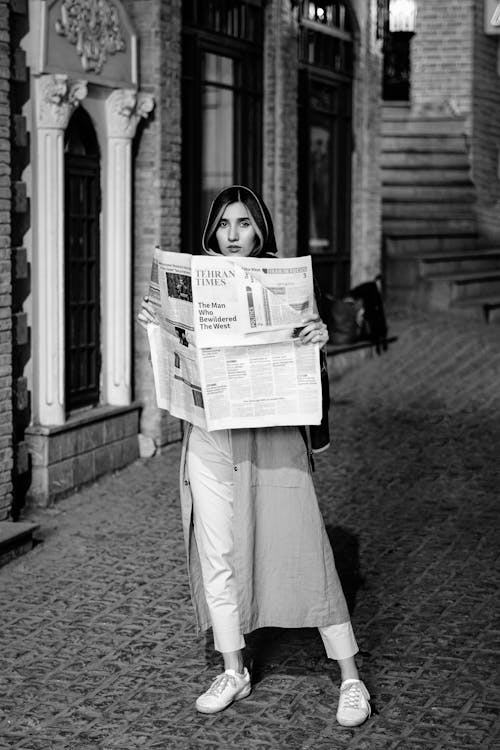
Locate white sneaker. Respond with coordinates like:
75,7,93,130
195,668,251,714
336,678,371,727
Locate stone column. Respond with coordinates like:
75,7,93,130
103,89,154,406
32,74,87,425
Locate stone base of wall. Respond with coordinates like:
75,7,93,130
25,403,141,507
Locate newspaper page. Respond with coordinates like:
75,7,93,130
147,249,206,427
191,254,315,347
146,250,321,430
197,340,320,430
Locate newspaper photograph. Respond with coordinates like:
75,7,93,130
152,248,195,346
146,250,321,430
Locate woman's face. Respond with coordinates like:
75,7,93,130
215,201,258,257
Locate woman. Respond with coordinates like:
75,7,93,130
138,186,370,727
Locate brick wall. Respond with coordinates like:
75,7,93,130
411,0,500,241
0,0,12,518
412,0,475,120
126,0,183,448
471,1,500,238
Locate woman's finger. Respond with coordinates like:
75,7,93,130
299,320,328,345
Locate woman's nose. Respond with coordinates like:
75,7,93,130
228,223,238,241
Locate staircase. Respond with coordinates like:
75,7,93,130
382,103,500,322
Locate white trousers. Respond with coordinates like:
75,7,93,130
187,426,358,660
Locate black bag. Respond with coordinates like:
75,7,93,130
349,277,388,353
326,276,388,352
329,297,364,345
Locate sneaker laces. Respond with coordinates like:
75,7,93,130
341,680,364,709
206,673,236,697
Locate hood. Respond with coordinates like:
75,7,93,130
201,185,278,257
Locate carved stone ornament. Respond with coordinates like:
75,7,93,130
106,89,155,138
55,0,126,74
36,74,88,129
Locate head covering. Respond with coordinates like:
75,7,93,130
202,185,278,258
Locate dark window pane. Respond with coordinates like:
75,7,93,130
64,108,101,411
182,2,263,252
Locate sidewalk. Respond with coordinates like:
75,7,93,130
0,307,499,749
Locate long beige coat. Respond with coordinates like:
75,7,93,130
179,422,351,635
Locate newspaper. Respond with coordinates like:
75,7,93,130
191,254,314,346
147,249,321,431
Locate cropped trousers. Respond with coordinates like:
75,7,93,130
186,425,358,659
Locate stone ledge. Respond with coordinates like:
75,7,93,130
25,402,142,437
0,520,39,567
25,403,142,507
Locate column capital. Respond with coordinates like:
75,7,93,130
34,74,88,130
105,88,155,139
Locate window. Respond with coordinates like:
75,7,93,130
298,1,354,299
64,108,101,411
182,0,263,253
378,0,416,101
298,1,353,75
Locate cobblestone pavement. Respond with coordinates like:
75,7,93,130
1,308,499,750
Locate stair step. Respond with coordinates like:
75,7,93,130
382,168,473,185
381,103,411,120
421,251,500,276
427,270,500,303
451,294,500,308
383,219,477,237
451,295,500,322
383,203,475,220
382,119,466,136
382,104,464,122
382,135,467,153
426,269,500,282
382,185,476,202
387,250,500,286
0,521,40,567
382,152,471,169
385,236,479,255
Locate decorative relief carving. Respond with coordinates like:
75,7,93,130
55,0,126,74
106,89,155,138
36,74,88,129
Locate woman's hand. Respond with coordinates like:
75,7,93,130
137,295,159,331
298,314,329,347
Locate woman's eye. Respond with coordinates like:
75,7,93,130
240,221,250,228
218,220,228,228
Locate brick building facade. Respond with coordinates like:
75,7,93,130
0,0,12,519
382,0,500,315
1,0,498,517
412,0,500,238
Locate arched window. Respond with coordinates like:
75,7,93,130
64,108,101,411
298,0,355,300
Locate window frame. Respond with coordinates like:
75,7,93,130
297,2,354,300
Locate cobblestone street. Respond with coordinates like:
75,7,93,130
1,308,499,750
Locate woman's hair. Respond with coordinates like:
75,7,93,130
202,185,278,258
